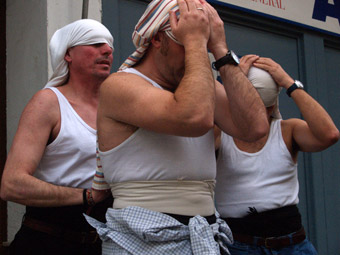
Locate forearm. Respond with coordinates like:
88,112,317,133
219,65,268,141
1,172,83,207
292,89,339,142
174,46,215,133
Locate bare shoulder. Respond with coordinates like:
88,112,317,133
100,72,153,94
29,88,59,106
9,89,61,153
98,72,150,150
20,89,60,127
99,71,171,121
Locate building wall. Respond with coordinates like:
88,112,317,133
102,0,340,254
5,0,102,242
4,0,340,253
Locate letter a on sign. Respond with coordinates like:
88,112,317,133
312,0,340,24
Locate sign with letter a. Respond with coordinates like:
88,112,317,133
211,0,340,36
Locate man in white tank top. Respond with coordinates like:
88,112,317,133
0,19,114,254
85,0,269,254
215,55,339,254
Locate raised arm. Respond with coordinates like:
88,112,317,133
203,1,268,142
0,90,84,206
254,57,339,152
99,0,215,141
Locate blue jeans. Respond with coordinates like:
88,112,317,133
227,237,318,255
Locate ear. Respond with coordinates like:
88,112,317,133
150,32,164,49
64,49,72,63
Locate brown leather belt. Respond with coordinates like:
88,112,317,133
22,216,99,244
232,227,306,249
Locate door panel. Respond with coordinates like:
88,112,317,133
102,1,339,253
103,0,148,72
323,46,340,254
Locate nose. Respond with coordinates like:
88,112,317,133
101,43,113,56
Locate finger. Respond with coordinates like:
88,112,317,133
253,62,271,72
203,2,216,16
169,10,178,31
186,0,197,11
256,57,273,65
245,54,258,62
240,55,256,67
177,0,189,14
240,55,251,64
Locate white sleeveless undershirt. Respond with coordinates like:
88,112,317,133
215,119,299,218
99,68,216,183
34,87,97,188
98,68,217,216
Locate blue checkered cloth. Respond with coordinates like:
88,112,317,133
84,206,233,255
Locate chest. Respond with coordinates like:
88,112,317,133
233,135,269,153
71,103,97,129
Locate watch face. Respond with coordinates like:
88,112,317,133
230,50,240,64
295,80,304,88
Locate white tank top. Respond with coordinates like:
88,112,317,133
34,87,97,188
215,119,299,218
99,68,216,183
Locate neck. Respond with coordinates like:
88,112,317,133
69,73,105,93
60,75,106,106
133,49,177,92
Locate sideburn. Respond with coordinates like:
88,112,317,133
160,34,169,56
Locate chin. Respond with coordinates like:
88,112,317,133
95,72,111,80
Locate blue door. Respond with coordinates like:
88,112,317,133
103,1,340,253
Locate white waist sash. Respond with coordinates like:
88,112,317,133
110,180,216,216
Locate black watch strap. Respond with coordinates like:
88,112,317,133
212,50,239,71
286,81,303,97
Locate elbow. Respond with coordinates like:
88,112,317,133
0,176,22,202
196,117,215,136
0,182,11,201
254,122,269,141
185,112,215,137
325,128,340,146
243,120,270,142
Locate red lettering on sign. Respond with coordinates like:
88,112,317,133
250,0,285,10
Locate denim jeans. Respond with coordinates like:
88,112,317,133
227,237,318,255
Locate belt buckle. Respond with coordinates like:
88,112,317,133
92,233,99,244
264,236,276,249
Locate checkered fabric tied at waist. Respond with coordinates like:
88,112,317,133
84,206,233,255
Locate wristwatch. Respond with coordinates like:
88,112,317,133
286,80,304,97
212,50,240,71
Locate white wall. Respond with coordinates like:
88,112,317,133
6,0,102,242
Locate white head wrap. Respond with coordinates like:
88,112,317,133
248,66,282,119
45,19,114,88
119,0,180,70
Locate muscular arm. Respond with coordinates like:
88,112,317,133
99,0,215,144
254,57,339,152
170,0,215,132
203,1,268,142
0,90,83,206
290,92,339,151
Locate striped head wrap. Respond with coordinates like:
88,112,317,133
119,0,180,70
